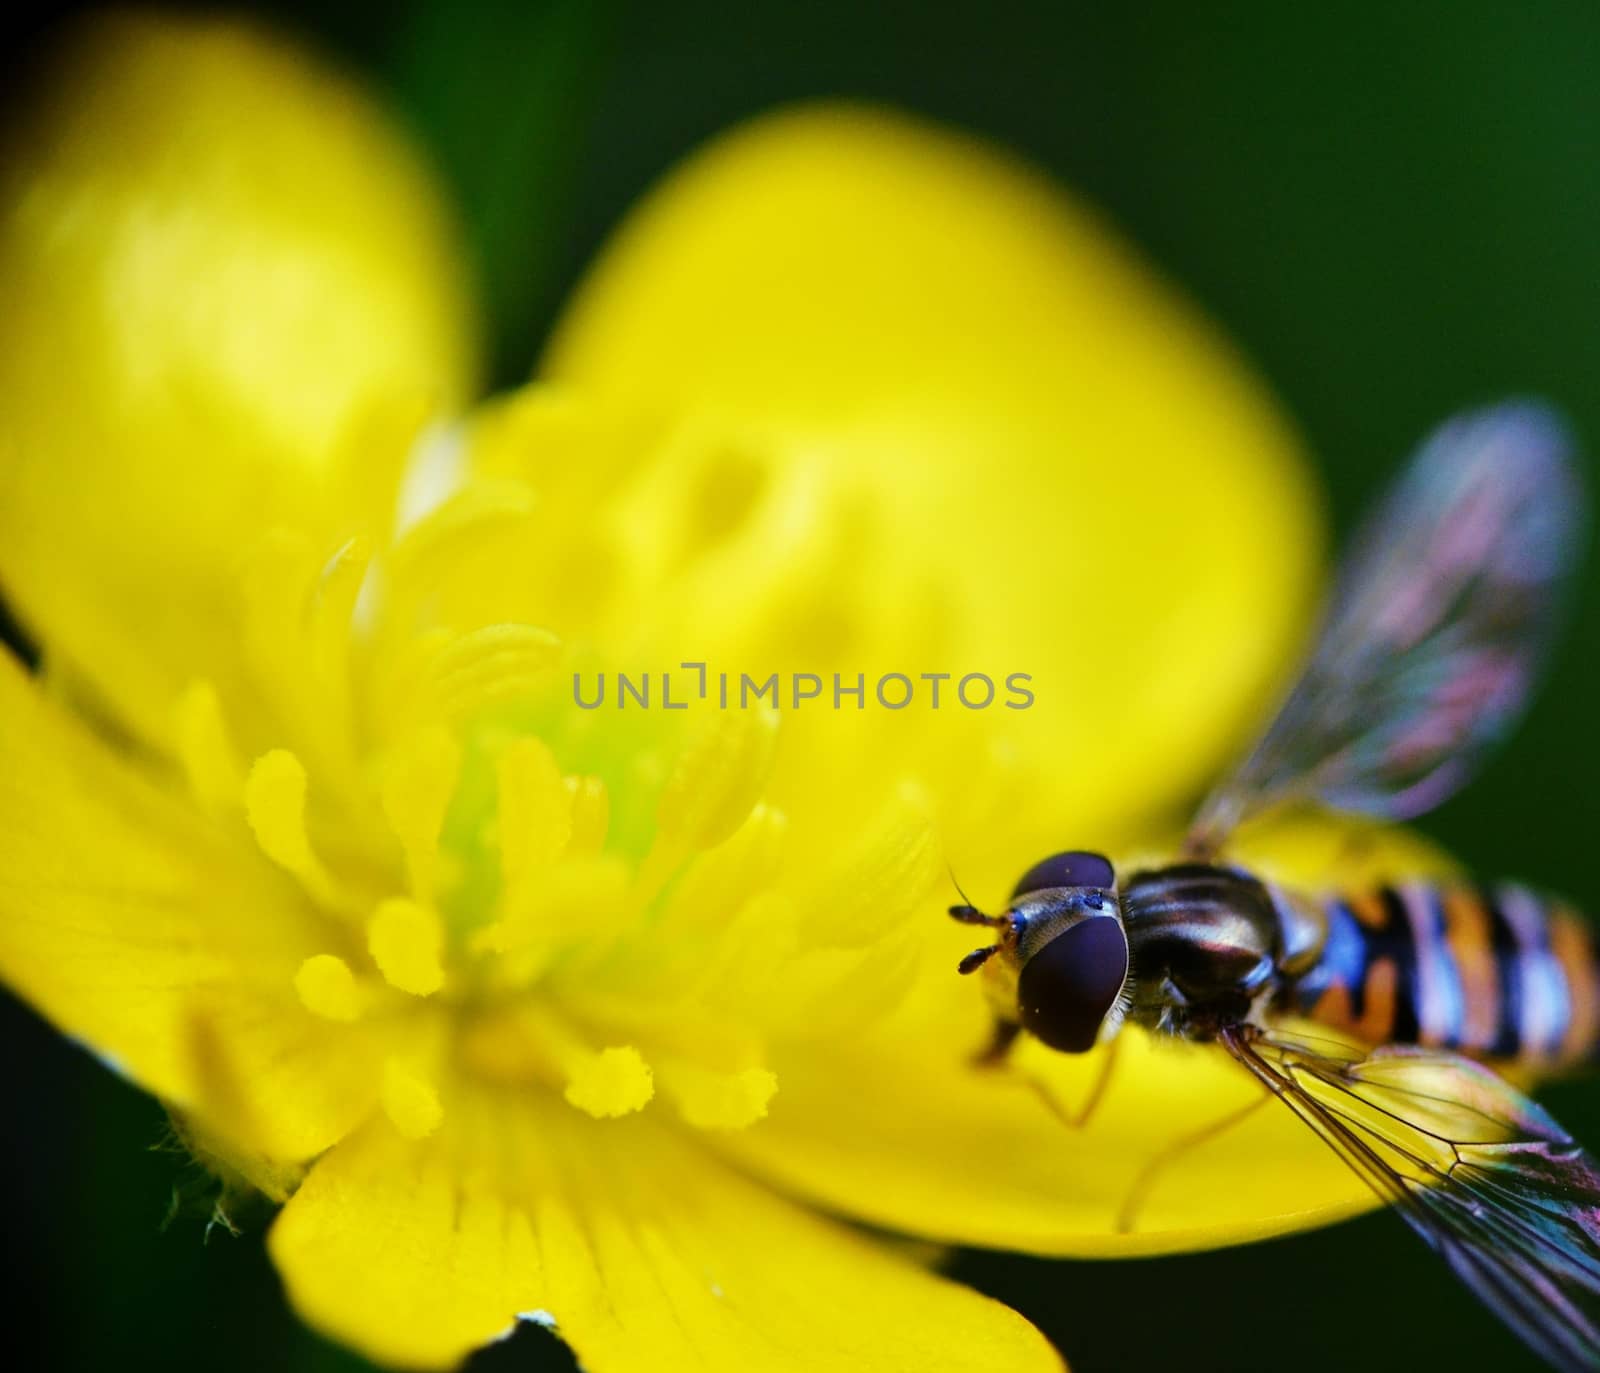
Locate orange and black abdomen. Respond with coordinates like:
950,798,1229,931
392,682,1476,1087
1288,881,1600,1066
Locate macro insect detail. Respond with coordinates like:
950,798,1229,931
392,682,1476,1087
950,401,1600,1371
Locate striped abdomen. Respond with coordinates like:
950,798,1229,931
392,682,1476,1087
1287,882,1600,1066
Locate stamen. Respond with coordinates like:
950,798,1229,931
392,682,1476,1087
410,623,562,727
661,802,787,937
518,1007,654,1118
802,780,938,946
239,530,323,737
367,898,446,996
381,1057,443,1139
564,1045,655,1119
385,479,538,610
380,727,461,901
173,679,243,812
308,538,371,716
497,737,573,884
245,750,340,905
565,775,610,856
294,954,362,1021
735,912,924,1038
659,1060,778,1130
634,705,780,908
655,705,780,854
332,390,436,537
470,855,631,983
234,530,370,814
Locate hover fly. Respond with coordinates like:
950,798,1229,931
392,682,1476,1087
951,402,1600,1370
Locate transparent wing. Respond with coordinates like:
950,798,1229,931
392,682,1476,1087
1190,401,1586,854
1223,1024,1600,1370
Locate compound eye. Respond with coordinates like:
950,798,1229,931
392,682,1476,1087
1016,917,1129,1053
1011,850,1116,899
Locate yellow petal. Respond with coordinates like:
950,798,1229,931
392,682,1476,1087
0,11,478,747
715,813,1462,1254
544,104,1322,848
270,1082,1062,1371
0,648,382,1159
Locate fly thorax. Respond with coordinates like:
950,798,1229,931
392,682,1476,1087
1120,863,1282,1037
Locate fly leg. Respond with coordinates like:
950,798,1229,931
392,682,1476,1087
971,1020,1119,1128
973,1017,1022,1068
1024,1033,1122,1129
1114,1092,1272,1233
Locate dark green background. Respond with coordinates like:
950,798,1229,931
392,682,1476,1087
4,2,1599,1370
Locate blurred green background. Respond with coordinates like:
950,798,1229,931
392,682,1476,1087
3,2,1599,1370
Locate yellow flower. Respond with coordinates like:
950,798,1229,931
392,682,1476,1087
0,11,1410,1371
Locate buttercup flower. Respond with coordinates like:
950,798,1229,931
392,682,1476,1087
0,11,1431,1371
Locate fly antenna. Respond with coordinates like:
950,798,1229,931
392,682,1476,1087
959,945,1001,975
947,862,1003,927
947,861,978,908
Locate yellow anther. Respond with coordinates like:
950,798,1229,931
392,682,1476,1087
661,1061,779,1131
294,954,361,1021
380,727,461,901
515,1006,654,1118
497,737,573,884
656,705,781,854
367,898,446,996
564,1045,654,1119
566,775,610,855
173,679,243,812
381,1058,443,1139
245,750,338,904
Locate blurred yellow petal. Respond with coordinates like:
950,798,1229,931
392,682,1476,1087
0,11,479,747
270,1083,1062,1372
544,104,1323,850
716,813,1459,1255
0,647,383,1159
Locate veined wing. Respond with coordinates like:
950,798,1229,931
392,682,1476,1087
1223,1024,1600,1371
1190,402,1585,854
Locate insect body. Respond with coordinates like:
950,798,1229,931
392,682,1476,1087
951,402,1600,1370
1291,878,1600,1062
964,860,1600,1061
